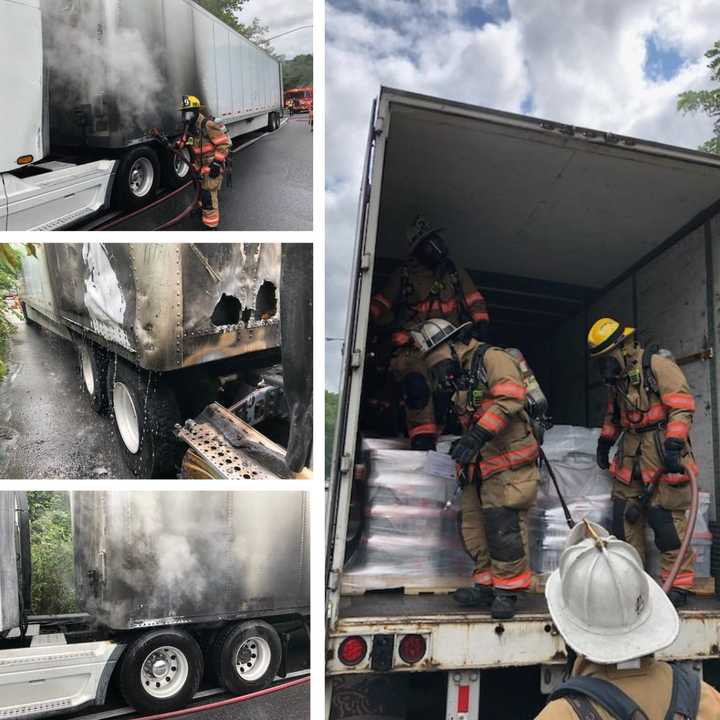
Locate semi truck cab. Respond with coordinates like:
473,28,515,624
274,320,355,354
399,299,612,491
0,0,116,231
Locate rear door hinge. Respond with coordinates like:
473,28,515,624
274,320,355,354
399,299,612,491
340,453,352,474
328,569,339,592
360,253,372,272
374,115,385,136
351,349,362,369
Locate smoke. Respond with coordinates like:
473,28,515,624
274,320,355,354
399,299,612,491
42,0,165,135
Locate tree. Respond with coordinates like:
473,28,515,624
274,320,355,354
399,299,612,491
28,492,78,615
325,391,339,479
677,41,720,154
0,244,26,382
283,54,313,89
194,0,275,54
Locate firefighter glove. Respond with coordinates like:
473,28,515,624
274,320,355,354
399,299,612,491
663,437,685,475
451,424,492,465
209,161,223,179
596,438,612,470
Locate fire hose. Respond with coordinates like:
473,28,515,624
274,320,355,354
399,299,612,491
97,134,202,232
134,676,309,720
542,447,699,596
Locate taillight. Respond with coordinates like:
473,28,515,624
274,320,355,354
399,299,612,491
337,636,367,666
398,634,426,664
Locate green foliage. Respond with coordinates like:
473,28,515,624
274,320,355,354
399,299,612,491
283,54,313,89
0,244,23,383
28,492,78,615
677,41,720,153
194,0,275,53
325,391,339,479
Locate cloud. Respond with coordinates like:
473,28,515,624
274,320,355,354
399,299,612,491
325,0,720,390
239,0,313,57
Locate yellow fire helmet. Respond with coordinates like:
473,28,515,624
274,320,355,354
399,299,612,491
179,95,203,111
587,317,636,357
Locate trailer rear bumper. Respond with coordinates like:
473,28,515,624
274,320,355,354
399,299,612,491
0,640,122,719
2,160,116,231
326,609,720,675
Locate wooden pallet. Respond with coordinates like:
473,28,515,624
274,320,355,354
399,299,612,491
530,574,716,597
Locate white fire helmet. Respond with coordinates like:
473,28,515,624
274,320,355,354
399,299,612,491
545,520,679,665
410,319,472,355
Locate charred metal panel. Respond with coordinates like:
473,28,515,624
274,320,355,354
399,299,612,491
0,493,20,634
72,491,309,630
20,243,282,372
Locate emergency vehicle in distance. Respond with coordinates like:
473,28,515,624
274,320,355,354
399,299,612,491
0,0,284,231
284,87,314,114
326,86,720,718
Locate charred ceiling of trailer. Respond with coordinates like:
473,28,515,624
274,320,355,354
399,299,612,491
375,91,720,289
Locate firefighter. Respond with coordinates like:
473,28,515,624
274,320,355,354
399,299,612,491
537,521,720,719
588,317,698,607
176,95,231,230
369,215,490,450
419,319,539,619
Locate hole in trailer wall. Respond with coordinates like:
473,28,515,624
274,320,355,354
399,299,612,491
211,293,242,327
255,281,277,321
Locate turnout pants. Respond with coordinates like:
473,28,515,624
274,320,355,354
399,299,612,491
390,347,438,440
611,473,695,589
199,175,223,229
459,465,538,591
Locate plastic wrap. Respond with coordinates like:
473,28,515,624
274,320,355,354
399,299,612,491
344,438,474,585
529,425,613,574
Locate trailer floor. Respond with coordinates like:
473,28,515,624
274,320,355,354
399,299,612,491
338,590,720,623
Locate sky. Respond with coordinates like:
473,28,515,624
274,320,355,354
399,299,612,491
240,0,313,57
325,0,720,391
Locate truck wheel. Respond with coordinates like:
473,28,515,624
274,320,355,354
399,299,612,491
113,146,160,211
20,302,36,327
210,620,282,695
118,629,203,714
77,343,108,413
163,147,192,190
107,357,182,478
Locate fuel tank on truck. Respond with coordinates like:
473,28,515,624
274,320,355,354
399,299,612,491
41,0,283,149
21,243,281,371
72,491,310,630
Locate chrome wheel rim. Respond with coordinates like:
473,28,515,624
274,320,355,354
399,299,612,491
140,646,188,699
80,347,94,396
235,636,271,682
173,149,190,179
113,381,140,454
128,157,154,198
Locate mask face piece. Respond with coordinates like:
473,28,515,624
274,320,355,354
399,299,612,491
415,233,448,267
600,355,622,385
182,110,198,128
431,358,464,392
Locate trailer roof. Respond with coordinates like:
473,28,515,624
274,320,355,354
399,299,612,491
376,87,720,289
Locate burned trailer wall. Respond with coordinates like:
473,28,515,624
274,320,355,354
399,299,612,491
180,243,281,368
42,0,281,150
72,491,309,630
0,493,20,634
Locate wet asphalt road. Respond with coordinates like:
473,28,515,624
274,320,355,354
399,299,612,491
0,320,129,480
97,115,312,232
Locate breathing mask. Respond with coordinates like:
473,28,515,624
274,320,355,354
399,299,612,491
182,109,199,131
600,355,623,386
415,233,448,267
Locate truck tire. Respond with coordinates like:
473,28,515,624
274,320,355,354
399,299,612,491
77,342,108,413
117,628,203,714
20,302,36,327
113,146,160,211
163,146,192,190
210,620,282,695
106,357,182,478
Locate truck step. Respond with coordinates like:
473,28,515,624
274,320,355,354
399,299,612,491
30,633,67,647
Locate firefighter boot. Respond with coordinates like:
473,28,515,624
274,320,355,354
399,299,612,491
410,434,436,451
668,588,690,608
491,589,519,620
453,584,493,608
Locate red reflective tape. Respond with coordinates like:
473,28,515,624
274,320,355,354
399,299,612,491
413,300,431,314
211,133,231,145
392,331,411,346
472,569,492,586
373,293,392,310
477,411,507,434
665,420,689,440
489,381,526,401
621,402,666,428
472,310,490,322
494,568,532,590
408,423,439,439
661,393,696,411
214,151,227,162
600,421,619,441
457,685,470,713
369,303,383,319
440,299,458,314
465,291,485,305
661,569,695,588
612,462,633,485
479,441,539,477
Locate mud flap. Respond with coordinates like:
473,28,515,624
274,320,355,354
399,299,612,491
280,244,313,472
